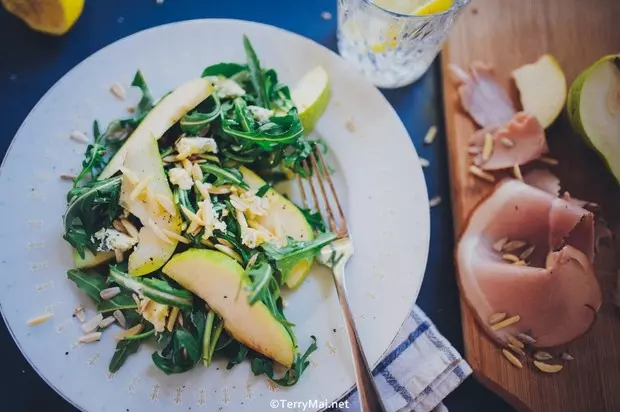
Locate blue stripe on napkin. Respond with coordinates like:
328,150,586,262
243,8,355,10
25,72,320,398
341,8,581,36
328,306,471,412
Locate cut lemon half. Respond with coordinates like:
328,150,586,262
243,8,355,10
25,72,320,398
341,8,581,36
1,0,84,35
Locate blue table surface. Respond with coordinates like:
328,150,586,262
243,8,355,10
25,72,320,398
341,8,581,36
0,1,513,411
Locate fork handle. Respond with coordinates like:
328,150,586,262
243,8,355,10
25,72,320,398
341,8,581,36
333,265,387,412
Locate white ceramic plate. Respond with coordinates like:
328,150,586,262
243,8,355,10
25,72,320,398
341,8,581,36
0,19,429,412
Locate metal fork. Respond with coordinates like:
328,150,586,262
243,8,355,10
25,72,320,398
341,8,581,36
297,145,387,412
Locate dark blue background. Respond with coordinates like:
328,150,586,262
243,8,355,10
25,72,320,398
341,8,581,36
0,1,512,410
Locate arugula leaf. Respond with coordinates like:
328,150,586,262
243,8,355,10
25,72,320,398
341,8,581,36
256,184,271,197
202,63,248,78
223,340,249,370
67,269,138,312
199,163,249,189
108,266,194,309
109,339,141,373
72,143,107,188
250,336,318,386
243,35,269,108
221,113,303,151
175,329,202,362
261,232,337,283
131,70,154,121
63,176,122,257
233,97,257,132
180,94,221,134
244,261,273,305
299,208,326,232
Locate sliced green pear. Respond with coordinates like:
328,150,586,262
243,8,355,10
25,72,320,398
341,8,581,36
162,248,295,367
568,54,620,183
291,65,331,134
72,248,114,269
119,137,182,276
99,77,214,180
512,54,567,128
239,166,315,288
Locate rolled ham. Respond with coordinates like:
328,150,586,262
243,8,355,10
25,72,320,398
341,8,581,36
457,179,601,348
470,112,549,170
448,62,516,128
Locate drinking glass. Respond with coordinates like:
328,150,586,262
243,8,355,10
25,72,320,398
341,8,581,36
337,0,471,88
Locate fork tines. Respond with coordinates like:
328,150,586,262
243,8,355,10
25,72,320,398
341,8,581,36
297,143,347,238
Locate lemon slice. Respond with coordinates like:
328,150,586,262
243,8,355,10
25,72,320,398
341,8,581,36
291,65,331,134
1,0,84,35
413,0,454,15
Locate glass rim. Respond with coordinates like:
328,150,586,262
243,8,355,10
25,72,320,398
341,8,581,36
360,0,471,19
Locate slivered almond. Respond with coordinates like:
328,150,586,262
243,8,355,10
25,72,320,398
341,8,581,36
73,306,86,322
113,310,126,328
147,219,173,244
130,175,153,201
533,360,563,373
214,244,243,263
492,237,508,252
534,351,553,361
155,194,177,216
145,186,160,213
561,353,574,361
513,260,528,266
517,333,536,345
507,336,525,349
216,237,234,248
27,313,54,326
502,253,521,263
502,349,523,368
70,130,89,144
469,165,495,183
429,196,442,208
482,133,494,162
110,83,126,100
163,155,179,163
132,293,142,313
539,156,559,165
161,228,190,244
423,125,438,144
208,185,232,195
114,249,124,263
508,343,525,356
491,315,520,331
82,313,104,333
419,158,430,168
192,163,203,181
112,219,128,234
99,316,116,329
119,166,140,185
182,158,193,175
180,205,204,227
246,253,259,268
201,238,215,248
60,173,77,181
488,312,507,324
100,287,121,300
502,240,527,252
513,164,524,181
520,245,535,260
120,219,140,239
116,324,144,340
500,137,515,148
197,153,220,163
79,332,102,343
167,307,180,332
194,181,211,200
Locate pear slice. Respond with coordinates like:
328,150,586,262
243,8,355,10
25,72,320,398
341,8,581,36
119,137,182,276
512,54,567,128
291,65,331,134
568,55,620,183
99,77,214,180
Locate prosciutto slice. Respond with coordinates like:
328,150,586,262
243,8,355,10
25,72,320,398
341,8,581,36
457,179,601,348
449,62,516,127
470,112,549,170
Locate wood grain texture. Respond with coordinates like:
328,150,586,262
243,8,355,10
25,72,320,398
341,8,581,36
441,0,620,411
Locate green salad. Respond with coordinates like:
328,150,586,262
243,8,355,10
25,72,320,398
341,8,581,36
62,35,333,386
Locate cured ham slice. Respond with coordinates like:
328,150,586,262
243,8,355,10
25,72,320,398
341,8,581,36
449,62,516,127
457,179,601,348
470,112,549,170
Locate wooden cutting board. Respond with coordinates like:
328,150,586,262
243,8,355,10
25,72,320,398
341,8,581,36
440,0,620,411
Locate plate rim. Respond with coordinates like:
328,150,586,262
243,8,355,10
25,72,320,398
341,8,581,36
0,18,430,411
